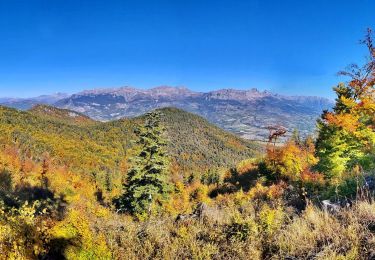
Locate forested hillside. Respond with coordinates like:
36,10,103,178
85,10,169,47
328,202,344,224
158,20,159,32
148,107,260,174
29,104,96,126
0,105,259,184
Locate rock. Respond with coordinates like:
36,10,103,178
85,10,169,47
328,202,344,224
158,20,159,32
364,176,375,190
175,203,208,223
322,200,340,213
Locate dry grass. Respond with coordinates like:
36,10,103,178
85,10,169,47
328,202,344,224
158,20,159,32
87,200,375,259
274,201,375,259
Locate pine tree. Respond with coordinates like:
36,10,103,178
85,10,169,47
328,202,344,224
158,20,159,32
119,111,171,217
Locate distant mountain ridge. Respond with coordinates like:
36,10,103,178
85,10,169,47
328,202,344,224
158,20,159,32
0,86,333,140
0,93,69,110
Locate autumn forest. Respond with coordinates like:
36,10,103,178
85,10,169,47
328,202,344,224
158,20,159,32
0,23,374,260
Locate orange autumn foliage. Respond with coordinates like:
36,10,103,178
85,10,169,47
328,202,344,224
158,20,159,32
264,139,318,182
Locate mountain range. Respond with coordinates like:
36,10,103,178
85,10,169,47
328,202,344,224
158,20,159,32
0,86,333,141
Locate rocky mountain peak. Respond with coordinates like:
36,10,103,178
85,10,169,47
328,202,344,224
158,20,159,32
206,88,273,101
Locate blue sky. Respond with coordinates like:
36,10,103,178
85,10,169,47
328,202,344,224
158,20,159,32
0,0,374,99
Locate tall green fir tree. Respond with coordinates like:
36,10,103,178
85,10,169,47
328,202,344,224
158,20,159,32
119,111,171,218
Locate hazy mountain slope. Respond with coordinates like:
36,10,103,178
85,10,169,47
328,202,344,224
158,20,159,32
29,104,96,126
55,86,333,140
0,105,259,176
0,93,69,110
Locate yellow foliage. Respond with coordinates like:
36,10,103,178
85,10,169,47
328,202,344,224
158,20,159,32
265,140,318,181
51,207,112,259
0,201,51,259
191,183,211,204
259,204,285,236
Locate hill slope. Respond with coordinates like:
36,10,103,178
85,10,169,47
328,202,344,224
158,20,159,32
29,104,96,126
152,107,260,173
0,105,260,177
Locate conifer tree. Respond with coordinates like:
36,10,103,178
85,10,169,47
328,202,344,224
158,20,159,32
119,111,171,217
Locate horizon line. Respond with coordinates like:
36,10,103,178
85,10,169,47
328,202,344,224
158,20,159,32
0,85,335,100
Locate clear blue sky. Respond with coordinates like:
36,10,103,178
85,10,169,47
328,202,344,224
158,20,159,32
0,0,374,99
